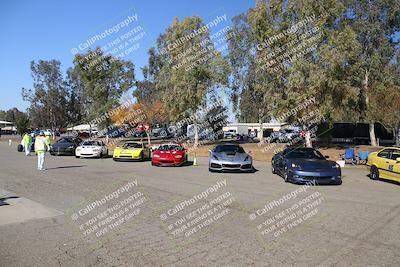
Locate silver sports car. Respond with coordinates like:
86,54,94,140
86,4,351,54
208,144,254,172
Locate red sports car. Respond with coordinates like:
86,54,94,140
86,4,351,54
151,144,187,166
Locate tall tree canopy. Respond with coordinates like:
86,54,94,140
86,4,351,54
22,60,69,129
146,16,230,146
73,48,135,128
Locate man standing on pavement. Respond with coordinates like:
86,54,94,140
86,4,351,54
22,132,32,156
35,131,50,171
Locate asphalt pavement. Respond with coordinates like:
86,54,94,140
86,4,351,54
0,142,399,266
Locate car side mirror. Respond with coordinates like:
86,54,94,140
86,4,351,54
208,150,212,154
325,155,329,159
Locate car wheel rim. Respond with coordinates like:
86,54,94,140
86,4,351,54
372,167,377,179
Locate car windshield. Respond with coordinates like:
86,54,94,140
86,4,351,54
82,141,100,146
285,149,325,159
57,138,73,143
215,145,245,153
158,145,183,151
123,143,142,149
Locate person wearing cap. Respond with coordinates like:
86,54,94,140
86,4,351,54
34,131,50,171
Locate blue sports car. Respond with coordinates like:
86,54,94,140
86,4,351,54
271,147,342,185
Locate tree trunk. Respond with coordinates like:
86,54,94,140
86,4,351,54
305,129,312,148
369,123,377,146
146,130,151,146
395,127,400,147
258,110,263,143
364,69,377,147
193,121,199,148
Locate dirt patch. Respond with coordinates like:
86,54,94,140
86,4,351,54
187,143,385,162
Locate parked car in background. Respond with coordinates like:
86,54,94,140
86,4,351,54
271,147,342,185
208,144,253,172
270,129,301,143
75,140,108,158
367,147,400,183
224,130,237,139
151,123,171,138
151,143,187,166
112,141,151,161
50,137,83,156
187,124,214,140
282,129,301,142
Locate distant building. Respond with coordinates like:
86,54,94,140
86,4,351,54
0,120,13,127
0,120,16,134
223,122,286,139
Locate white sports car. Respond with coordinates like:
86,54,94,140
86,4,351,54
75,140,108,158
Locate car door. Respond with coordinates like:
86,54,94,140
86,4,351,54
375,149,394,179
388,149,400,182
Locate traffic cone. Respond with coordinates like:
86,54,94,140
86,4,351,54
193,153,198,166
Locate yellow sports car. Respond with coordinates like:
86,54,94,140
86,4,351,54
113,141,151,161
367,147,400,183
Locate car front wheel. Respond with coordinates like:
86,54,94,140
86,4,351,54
370,166,379,180
284,167,289,182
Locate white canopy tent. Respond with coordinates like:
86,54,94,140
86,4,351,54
66,124,98,132
0,120,13,127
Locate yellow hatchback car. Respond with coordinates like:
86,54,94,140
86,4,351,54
367,147,400,183
112,141,151,161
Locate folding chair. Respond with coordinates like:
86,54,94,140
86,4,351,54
342,148,356,165
357,150,369,165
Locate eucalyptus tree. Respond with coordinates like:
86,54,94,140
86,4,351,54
153,16,230,147
342,0,400,146
22,60,69,129
72,48,135,128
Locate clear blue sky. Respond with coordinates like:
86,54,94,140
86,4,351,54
0,0,255,111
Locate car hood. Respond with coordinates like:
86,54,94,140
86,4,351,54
288,159,336,169
52,143,74,148
213,152,249,162
114,147,143,154
154,151,185,157
79,146,102,150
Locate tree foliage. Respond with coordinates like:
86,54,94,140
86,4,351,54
72,48,135,128
22,60,69,129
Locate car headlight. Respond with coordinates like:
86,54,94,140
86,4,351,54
67,145,74,149
291,163,300,168
76,148,81,151
332,163,340,169
213,155,219,160
175,155,182,158
153,154,160,158
93,148,100,151
244,156,250,161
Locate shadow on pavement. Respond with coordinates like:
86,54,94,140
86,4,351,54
0,196,20,206
46,165,87,170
